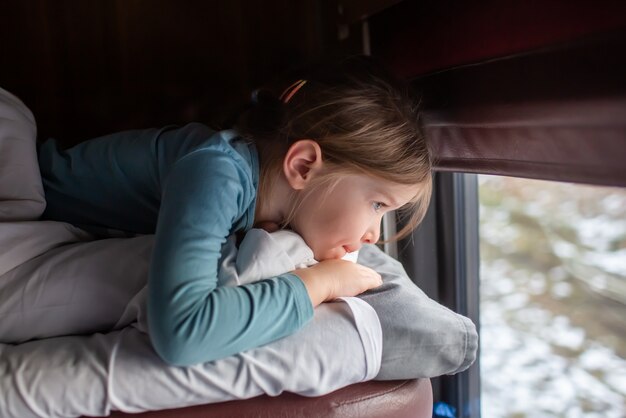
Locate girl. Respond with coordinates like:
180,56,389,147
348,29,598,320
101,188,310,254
37,55,433,366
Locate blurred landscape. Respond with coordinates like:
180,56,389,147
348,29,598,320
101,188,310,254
478,175,626,418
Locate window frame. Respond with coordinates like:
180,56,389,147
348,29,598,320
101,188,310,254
398,171,481,417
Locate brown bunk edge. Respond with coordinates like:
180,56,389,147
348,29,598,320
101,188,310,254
104,379,432,418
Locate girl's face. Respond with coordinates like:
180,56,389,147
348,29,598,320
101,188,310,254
289,173,420,261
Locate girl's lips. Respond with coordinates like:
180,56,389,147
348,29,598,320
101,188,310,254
343,245,359,253
320,246,356,261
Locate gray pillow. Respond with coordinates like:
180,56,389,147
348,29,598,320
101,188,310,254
357,244,478,380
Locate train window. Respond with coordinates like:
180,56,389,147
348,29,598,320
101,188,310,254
479,175,626,417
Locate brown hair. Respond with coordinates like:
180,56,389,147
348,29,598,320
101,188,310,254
235,55,432,241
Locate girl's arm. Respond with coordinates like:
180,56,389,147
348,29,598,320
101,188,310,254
148,149,314,366
295,260,382,306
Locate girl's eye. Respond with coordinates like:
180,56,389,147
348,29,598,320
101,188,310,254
372,202,386,212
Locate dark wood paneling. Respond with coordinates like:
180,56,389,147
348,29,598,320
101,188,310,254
370,0,626,78
1,0,341,146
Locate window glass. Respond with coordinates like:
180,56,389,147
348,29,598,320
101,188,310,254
479,175,626,418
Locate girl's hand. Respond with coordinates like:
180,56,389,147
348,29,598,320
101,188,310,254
293,259,383,307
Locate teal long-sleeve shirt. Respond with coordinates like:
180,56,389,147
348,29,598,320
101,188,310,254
38,123,313,365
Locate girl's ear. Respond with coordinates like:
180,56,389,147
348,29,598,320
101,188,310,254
283,139,323,190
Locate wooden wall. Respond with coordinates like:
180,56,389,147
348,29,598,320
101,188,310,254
1,0,353,146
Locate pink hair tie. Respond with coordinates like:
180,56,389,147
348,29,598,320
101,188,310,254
279,79,307,103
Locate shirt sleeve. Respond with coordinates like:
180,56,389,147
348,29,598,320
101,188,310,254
147,149,314,366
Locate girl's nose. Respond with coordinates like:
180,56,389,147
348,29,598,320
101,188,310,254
361,224,381,244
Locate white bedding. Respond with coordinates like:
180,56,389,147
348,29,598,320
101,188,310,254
0,87,45,222
0,222,382,418
1,299,379,417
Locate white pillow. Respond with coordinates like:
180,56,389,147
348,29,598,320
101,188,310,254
0,223,382,418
